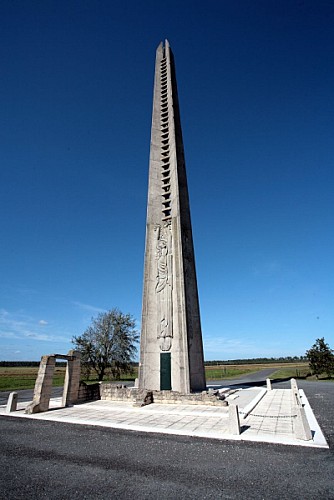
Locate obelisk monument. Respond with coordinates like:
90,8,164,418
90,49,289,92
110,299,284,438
138,40,206,393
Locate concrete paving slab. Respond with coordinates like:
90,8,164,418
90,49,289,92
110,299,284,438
224,386,267,416
0,387,328,448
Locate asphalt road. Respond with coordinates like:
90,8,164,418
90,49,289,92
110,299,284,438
0,377,333,499
207,368,278,387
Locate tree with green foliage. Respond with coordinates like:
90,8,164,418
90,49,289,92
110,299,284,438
305,337,334,379
72,308,139,381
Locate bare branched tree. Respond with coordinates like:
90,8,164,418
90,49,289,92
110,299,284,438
72,308,139,381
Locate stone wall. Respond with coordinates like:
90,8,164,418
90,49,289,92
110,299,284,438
151,390,227,406
100,384,144,403
100,383,228,406
77,382,101,403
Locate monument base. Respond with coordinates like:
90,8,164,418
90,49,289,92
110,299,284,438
100,383,228,407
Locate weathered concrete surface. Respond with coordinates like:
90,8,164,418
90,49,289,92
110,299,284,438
139,40,205,393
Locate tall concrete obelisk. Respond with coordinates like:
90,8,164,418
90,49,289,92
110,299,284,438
138,40,206,393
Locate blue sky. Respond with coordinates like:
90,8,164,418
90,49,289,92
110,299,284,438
1,0,333,361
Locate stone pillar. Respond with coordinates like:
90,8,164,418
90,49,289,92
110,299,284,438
62,350,81,406
6,392,18,413
229,404,241,435
25,355,55,414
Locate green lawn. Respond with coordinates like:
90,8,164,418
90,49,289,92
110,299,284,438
270,365,333,381
269,365,310,379
204,366,260,380
0,367,65,391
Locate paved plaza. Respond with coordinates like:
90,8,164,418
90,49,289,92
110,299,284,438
0,385,328,448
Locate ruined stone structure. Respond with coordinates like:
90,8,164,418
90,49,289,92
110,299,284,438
25,350,81,414
138,40,206,393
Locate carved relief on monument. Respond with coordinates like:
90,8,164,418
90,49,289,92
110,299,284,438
154,221,173,351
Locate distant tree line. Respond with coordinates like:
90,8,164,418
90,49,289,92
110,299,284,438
205,356,307,366
2,356,308,368
0,361,66,367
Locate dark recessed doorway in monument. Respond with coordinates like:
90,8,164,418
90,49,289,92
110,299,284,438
160,352,172,390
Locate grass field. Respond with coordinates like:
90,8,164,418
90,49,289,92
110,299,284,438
0,366,66,391
0,362,316,391
204,362,310,380
269,364,310,379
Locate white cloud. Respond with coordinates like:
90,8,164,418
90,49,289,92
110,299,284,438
203,335,256,356
0,309,68,343
72,301,106,314
26,332,56,341
39,320,48,325
0,331,19,339
203,333,299,359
